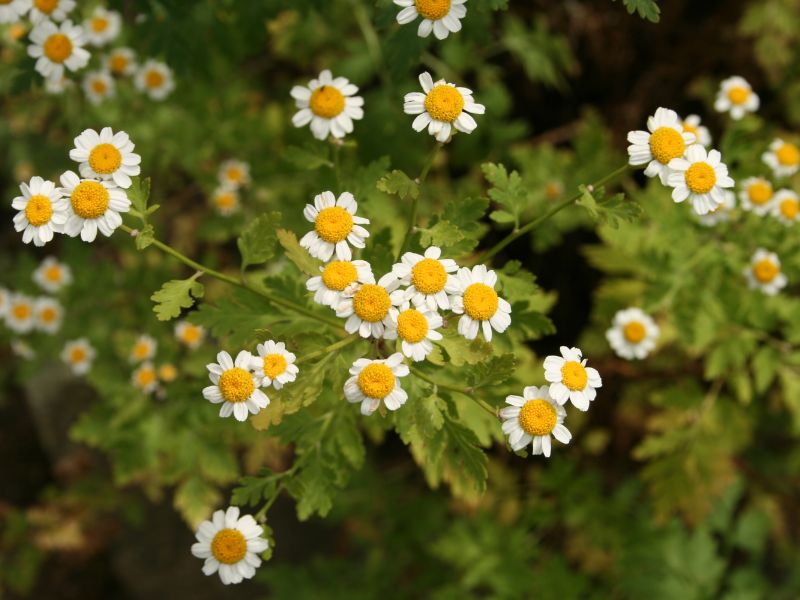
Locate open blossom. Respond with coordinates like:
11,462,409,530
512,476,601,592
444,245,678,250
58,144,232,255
404,72,485,143
394,0,467,40
627,107,695,185
291,70,363,140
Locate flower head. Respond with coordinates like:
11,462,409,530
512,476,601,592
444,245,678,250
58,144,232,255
29,0,76,24
391,246,459,311
130,334,156,363
82,70,115,105
103,46,136,76
83,6,120,46
681,114,712,147
69,127,141,189
449,265,511,341
404,72,485,143
35,296,63,334
336,273,400,339
500,386,570,457
714,76,759,120
291,69,363,140
762,138,800,178
135,59,174,100
667,145,735,215
12,176,68,247
384,300,443,362
27,19,89,81
59,170,130,242
394,0,467,40
203,351,269,422
5,293,36,333
772,189,800,225
627,107,695,185
211,186,240,216
744,249,787,296
300,191,370,262
175,320,205,349
61,338,95,375
307,259,374,309
0,0,32,24
218,159,250,189
251,340,299,390
738,177,774,215
344,353,409,415
544,346,602,411
605,308,659,360
132,362,158,394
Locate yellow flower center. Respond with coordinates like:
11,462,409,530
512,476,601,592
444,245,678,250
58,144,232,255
314,206,353,243
518,399,557,436
561,361,588,391
12,304,31,320
396,309,428,343
682,121,698,136
411,258,447,294
88,143,122,174
91,79,108,94
262,354,288,379
321,261,358,291
780,198,799,220
357,363,395,399
776,143,800,167
91,16,109,32
136,368,157,387
25,194,54,226
226,166,243,183
145,69,165,89
43,33,72,63
45,265,62,282
462,283,498,321
70,347,87,363
424,85,464,123
133,341,151,359
648,127,685,165
753,259,779,283
109,54,128,73
352,284,391,323
159,364,177,382
622,321,646,343
211,529,247,565
747,181,772,205
39,307,57,323
71,181,110,219
181,325,202,344
727,86,750,105
684,162,717,194
215,191,236,209
415,0,451,20
34,0,59,14
309,85,345,119
218,367,255,403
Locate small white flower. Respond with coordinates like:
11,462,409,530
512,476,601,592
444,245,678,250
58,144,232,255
544,346,602,411
27,19,89,81
33,257,72,293
69,127,141,189
762,138,800,178
384,300,443,362
175,320,205,349
394,0,467,40
404,72,485,143
450,265,512,342
344,353,409,416
772,189,800,225
132,362,158,394
130,334,157,363
714,76,759,120
681,114,711,147
0,0,31,24
61,338,95,375
391,246,459,311
135,59,175,100
251,340,299,390
211,186,240,216
300,191,370,262
336,273,400,339
34,296,63,334
667,145,735,215
158,363,178,383
203,351,269,422
500,386,570,457
218,159,250,189
83,6,120,46
306,259,374,308
103,46,136,76
29,0,75,24
696,190,736,227
291,69,364,140
59,170,130,242
626,107,695,185
738,177,774,215
605,308,659,360
12,175,68,247
744,248,787,296
191,506,269,586
5,293,36,333
82,70,115,105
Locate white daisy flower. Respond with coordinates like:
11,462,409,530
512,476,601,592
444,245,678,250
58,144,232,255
306,259,374,309
344,353,409,416
132,362,158,394
696,190,736,227
34,296,63,334
103,46,136,76
681,114,712,147
130,334,156,363
762,138,800,178
218,159,250,189
714,76,759,120
210,186,240,216
744,248,787,296
667,145,735,215
772,189,800,225
11,339,35,360
390,245,459,311
449,265,512,342
135,59,175,100
191,506,269,586
33,257,72,293
251,340,299,390
175,320,205,349
59,170,130,242
500,386,571,457
626,107,695,185
61,338,95,375
82,70,114,105
29,0,75,24
12,175,68,247
738,177,775,215
300,191,370,262
543,346,602,412
203,350,269,422
27,19,89,81
605,307,659,360
404,72,485,143
5,293,36,333
394,0,467,40
384,300,443,362
69,127,141,189
0,0,31,24
335,273,400,339
83,6,120,46
158,363,178,383
291,69,364,140
0,287,10,320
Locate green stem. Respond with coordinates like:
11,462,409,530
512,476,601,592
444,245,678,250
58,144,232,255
296,335,360,365
351,0,391,90
411,367,497,417
397,143,442,260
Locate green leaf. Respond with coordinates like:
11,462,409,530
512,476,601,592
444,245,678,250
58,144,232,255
135,224,155,250
440,416,488,499
376,169,419,200
237,211,281,269
276,228,321,276
418,220,464,249
231,469,279,508
283,144,333,170
127,176,152,216
482,162,528,224
174,476,221,527
466,353,518,388
614,0,660,22
150,276,205,321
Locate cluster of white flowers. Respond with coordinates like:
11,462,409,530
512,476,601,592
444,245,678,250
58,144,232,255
210,159,250,216
128,333,178,395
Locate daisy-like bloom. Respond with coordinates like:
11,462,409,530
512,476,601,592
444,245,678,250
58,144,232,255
129,334,156,363
344,353,409,416
191,506,268,586
203,351,269,422
626,107,695,185
82,70,115,105
449,265,512,342
404,72,485,143
605,307,660,360
714,76,759,120
291,69,364,140
134,59,175,100
762,138,800,178
69,127,141,189
158,363,178,383
27,19,89,81
251,340,299,390
34,297,63,334
12,176,68,247
667,145,735,215
61,338,95,375
696,190,736,227
738,176,775,215
83,6,120,46
772,189,800,226
335,273,400,338
391,246,458,311
384,300,443,362
681,114,712,147
59,170,130,242
544,346,602,411
103,46,136,76
132,362,158,394
218,159,250,190
300,191,370,262
0,0,30,23
6,20,27,42
744,248,788,296
5,293,36,334
211,186,240,216
394,0,467,40
306,259,374,308
175,320,205,349
29,0,75,23
33,257,72,293
500,386,571,457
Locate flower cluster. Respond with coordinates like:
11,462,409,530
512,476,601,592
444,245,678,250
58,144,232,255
211,159,250,216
